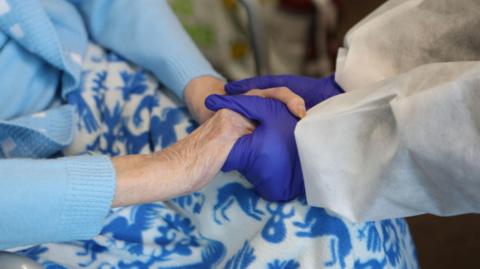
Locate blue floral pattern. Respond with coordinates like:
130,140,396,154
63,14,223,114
14,43,418,268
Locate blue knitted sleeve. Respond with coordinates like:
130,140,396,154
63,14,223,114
71,0,222,100
0,155,115,250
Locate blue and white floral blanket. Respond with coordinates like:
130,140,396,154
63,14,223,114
15,44,418,269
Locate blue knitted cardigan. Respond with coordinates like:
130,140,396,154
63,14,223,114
0,0,220,249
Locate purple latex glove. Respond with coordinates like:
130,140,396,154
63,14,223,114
225,74,344,109
205,94,304,201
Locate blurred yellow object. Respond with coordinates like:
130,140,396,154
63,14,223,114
230,42,249,60
223,0,237,9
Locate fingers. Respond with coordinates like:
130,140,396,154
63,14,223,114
225,75,307,118
205,94,272,122
245,87,306,118
225,75,284,94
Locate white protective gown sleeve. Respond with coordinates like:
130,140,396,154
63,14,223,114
295,0,480,222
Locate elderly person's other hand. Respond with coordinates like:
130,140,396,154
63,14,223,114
183,76,308,123
225,74,344,110
184,76,226,123
111,108,253,207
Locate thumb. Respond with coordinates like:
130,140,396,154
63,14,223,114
205,94,271,122
225,75,286,94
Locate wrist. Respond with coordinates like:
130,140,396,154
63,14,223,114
112,150,200,206
111,154,156,207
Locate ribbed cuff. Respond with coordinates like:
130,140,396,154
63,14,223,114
57,155,115,241
160,54,224,100
1,105,76,158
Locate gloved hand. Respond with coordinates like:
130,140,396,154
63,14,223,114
225,74,344,110
205,94,304,201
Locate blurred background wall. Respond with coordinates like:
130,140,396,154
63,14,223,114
172,1,480,267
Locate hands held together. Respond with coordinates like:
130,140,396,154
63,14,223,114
111,74,343,207
207,74,344,201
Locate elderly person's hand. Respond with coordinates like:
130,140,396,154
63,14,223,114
111,108,253,207
183,76,226,123
183,76,308,123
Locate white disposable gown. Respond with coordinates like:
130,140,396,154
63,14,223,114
295,0,480,222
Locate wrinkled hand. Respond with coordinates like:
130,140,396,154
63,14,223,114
205,94,303,201
225,74,344,110
156,108,255,194
112,108,254,207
